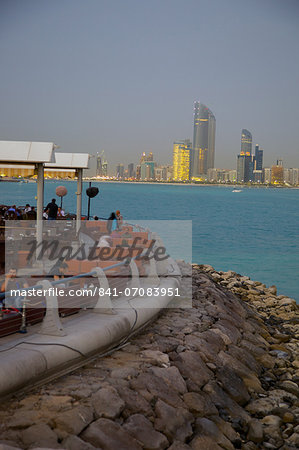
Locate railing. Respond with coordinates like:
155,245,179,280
0,246,161,338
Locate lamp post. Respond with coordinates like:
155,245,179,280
86,182,99,220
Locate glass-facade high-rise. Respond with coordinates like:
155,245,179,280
173,139,191,181
254,145,263,170
241,129,252,156
191,102,216,177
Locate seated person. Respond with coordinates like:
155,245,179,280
0,268,29,309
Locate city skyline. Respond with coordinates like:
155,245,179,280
0,0,298,171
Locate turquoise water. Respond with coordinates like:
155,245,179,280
1,180,298,302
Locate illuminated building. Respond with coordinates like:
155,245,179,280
263,168,271,184
271,165,284,184
191,102,216,177
253,170,263,183
241,129,252,156
173,139,191,181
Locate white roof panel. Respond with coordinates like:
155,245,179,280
45,152,90,169
0,141,55,163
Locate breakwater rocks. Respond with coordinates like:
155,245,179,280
0,262,298,450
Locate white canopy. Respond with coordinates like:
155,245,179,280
0,141,55,164
45,152,90,169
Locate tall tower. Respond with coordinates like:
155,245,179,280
191,101,216,177
254,145,263,170
173,139,192,181
241,129,252,156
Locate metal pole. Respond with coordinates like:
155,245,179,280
76,168,82,234
87,181,91,220
36,163,44,249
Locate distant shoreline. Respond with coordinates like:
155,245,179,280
0,178,298,189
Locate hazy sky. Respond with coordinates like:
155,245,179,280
1,0,299,174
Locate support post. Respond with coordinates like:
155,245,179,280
92,267,115,314
147,257,160,287
129,259,141,290
36,163,44,250
38,280,66,336
76,168,83,234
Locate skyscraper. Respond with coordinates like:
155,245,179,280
241,129,252,156
191,101,216,177
173,139,191,181
254,145,263,170
96,150,108,176
237,154,254,182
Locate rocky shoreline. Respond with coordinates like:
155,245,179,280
0,262,298,450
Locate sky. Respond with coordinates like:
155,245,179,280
0,0,299,174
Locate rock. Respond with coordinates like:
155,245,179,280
154,399,193,443
278,297,297,308
54,405,94,436
0,444,22,450
247,420,264,444
168,442,190,450
283,412,295,423
39,395,73,411
110,367,139,379
212,416,241,444
190,435,223,450
62,435,97,450
130,372,185,408
246,397,277,417
150,366,187,394
173,351,212,390
21,424,60,449
280,380,299,396
81,418,142,450
194,418,234,450
268,286,277,295
116,386,152,418
183,391,218,416
286,433,299,447
261,415,282,427
203,381,251,422
7,410,40,429
123,414,169,449
141,350,170,366
91,386,125,419
216,366,250,405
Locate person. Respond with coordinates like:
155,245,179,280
27,206,37,220
57,207,65,218
0,268,29,309
6,205,17,219
46,198,58,220
24,204,31,213
107,212,117,234
116,210,123,230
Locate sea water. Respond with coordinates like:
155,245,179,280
1,180,298,302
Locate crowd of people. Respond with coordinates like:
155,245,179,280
0,204,37,220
